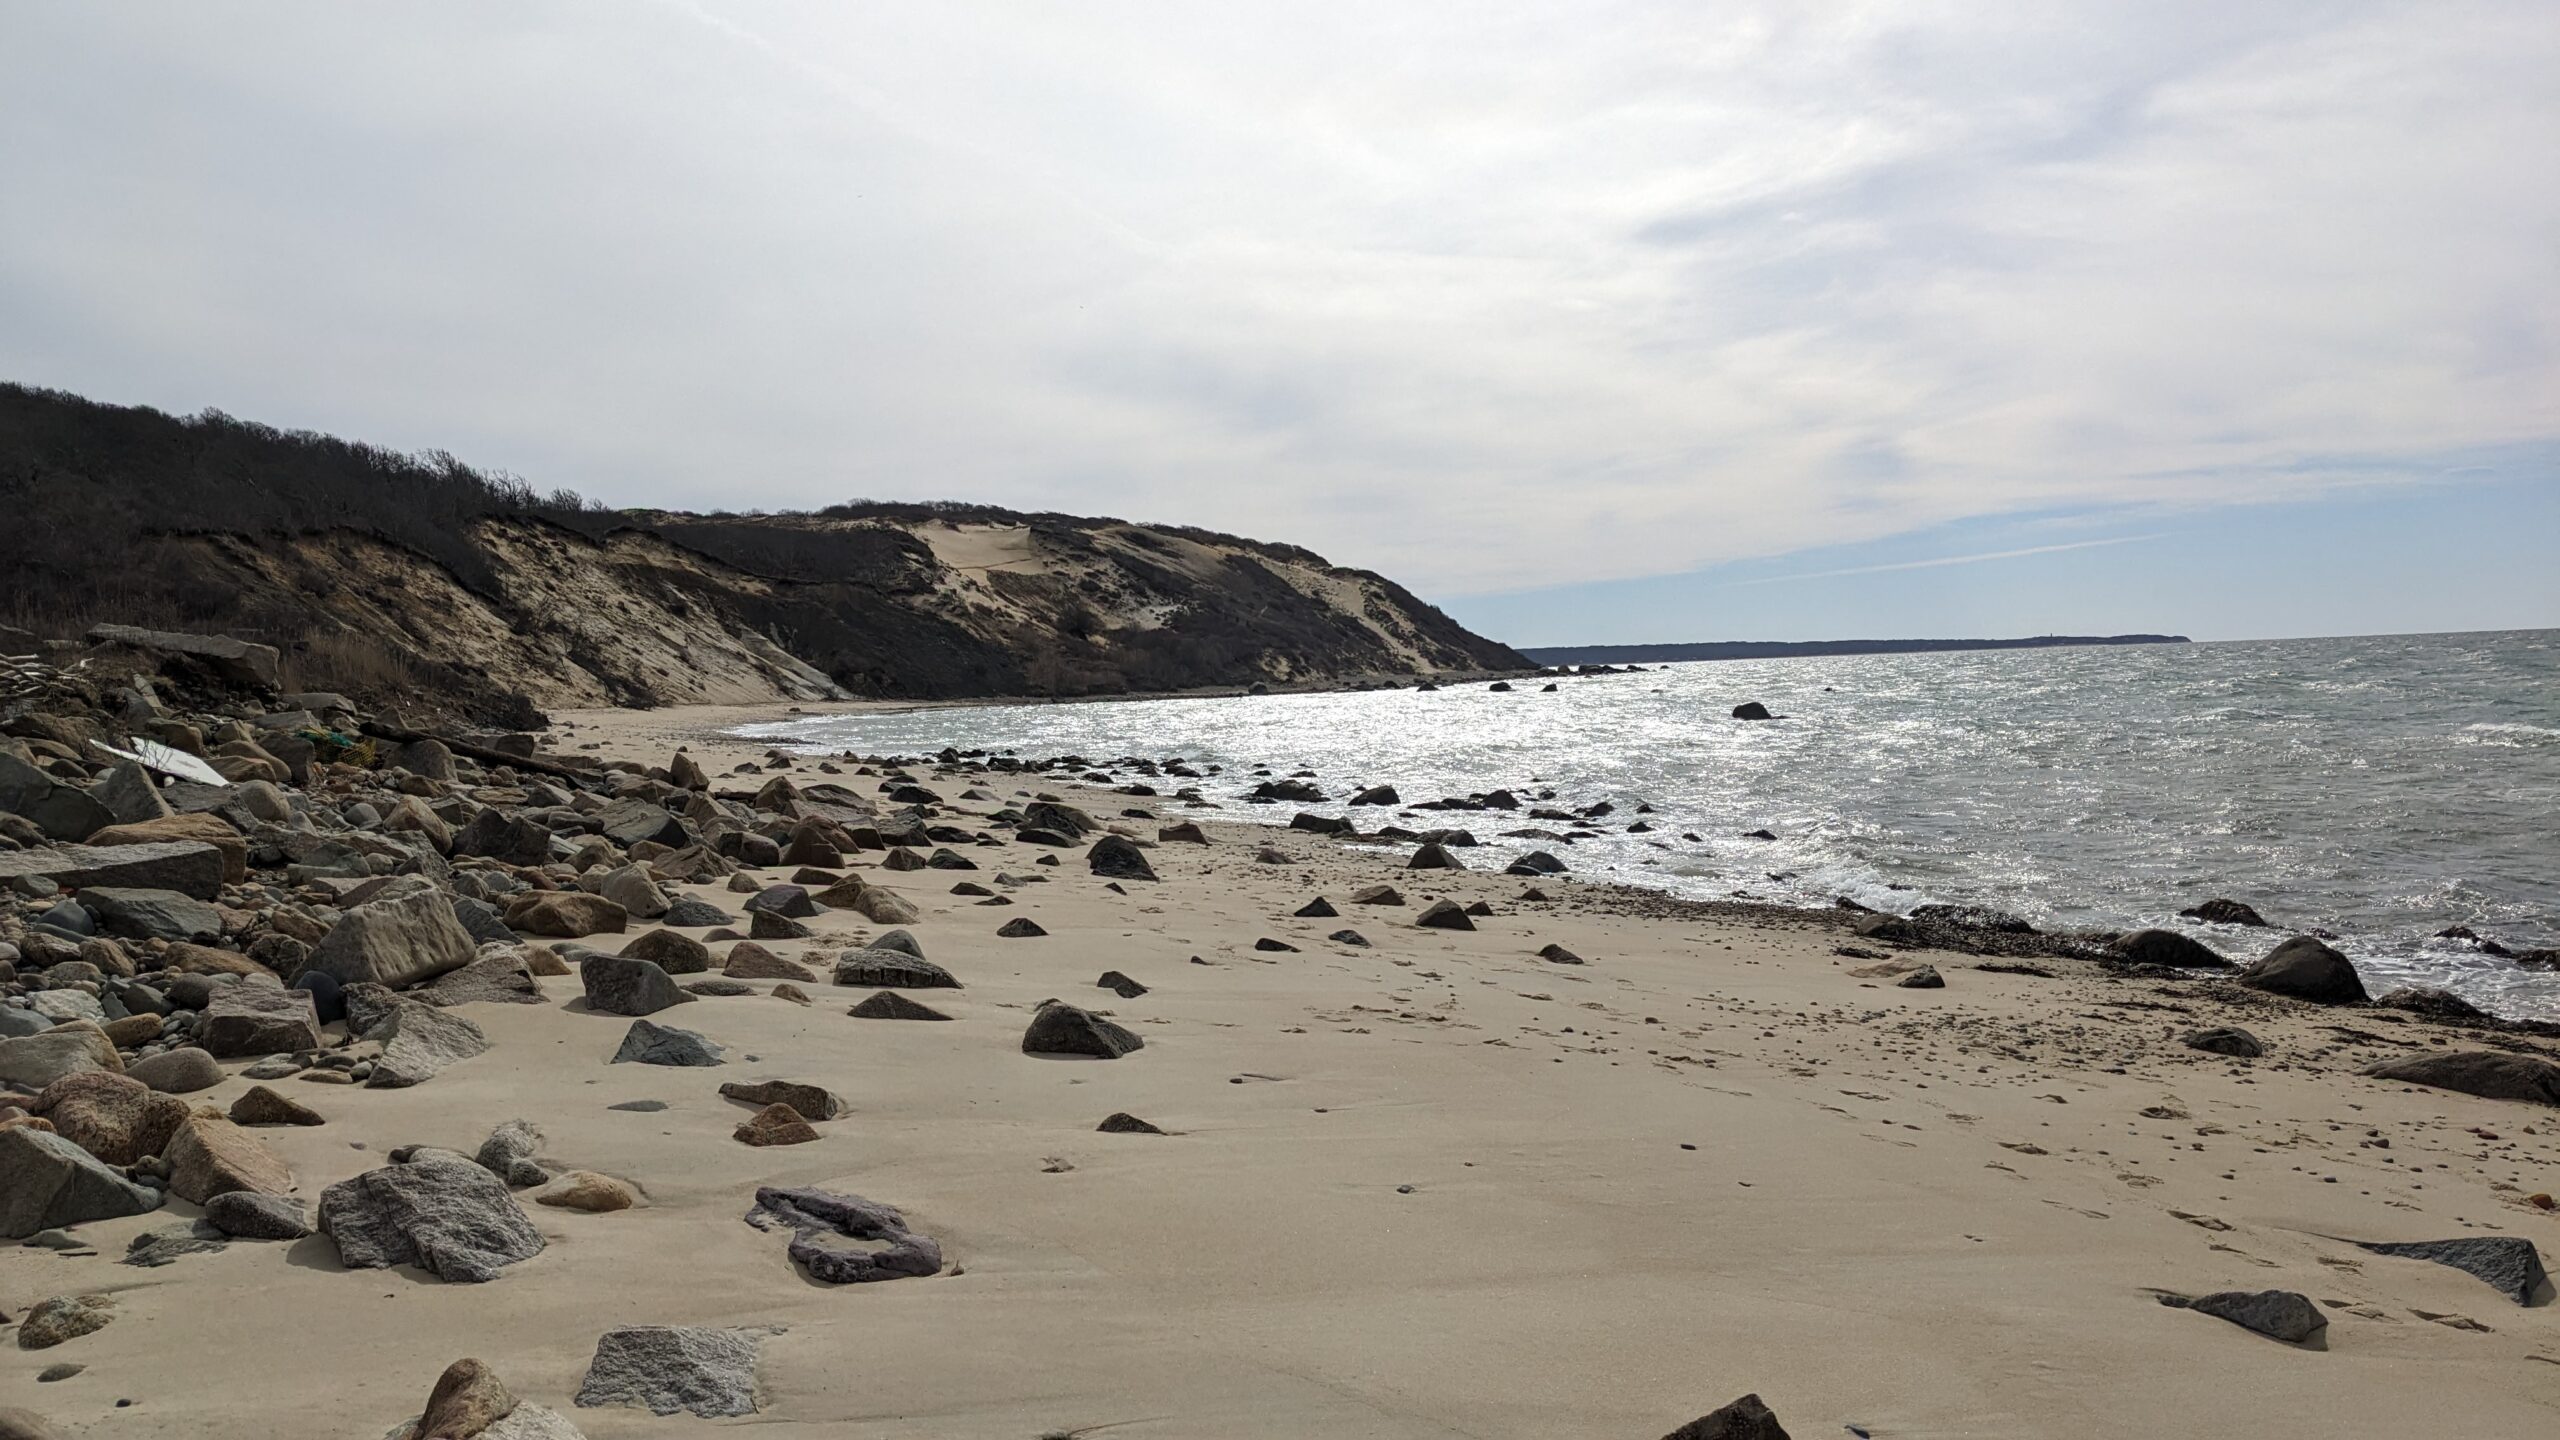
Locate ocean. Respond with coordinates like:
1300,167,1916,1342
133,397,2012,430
734,629,2560,1020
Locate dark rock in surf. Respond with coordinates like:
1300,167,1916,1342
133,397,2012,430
2182,898,2269,927
1730,702,1773,721
2108,929,2231,969
2239,935,2368,1005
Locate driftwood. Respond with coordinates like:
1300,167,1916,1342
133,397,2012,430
359,720,596,785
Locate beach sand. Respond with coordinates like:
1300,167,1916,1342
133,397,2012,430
5,703,2553,1438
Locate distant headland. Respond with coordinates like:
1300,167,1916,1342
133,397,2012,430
1520,634,2190,665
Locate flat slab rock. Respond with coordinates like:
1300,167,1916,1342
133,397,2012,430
575,1325,768,1418
745,1186,942,1283
2161,1289,2328,1344
2352,1236,2548,1305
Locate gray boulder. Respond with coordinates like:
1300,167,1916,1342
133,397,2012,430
611,1019,725,1066
2107,929,2231,969
2239,935,2368,1004
78,887,220,943
200,984,322,1058
0,1127,163,1239
575,1326,763,1418
0,839,225,898
475,1119,551,1188
2353,1236,2547,1306
363,999,491,1088
2181,1027,2266,1059
413,950,544,1008
0,751,114,841
1021,1001,1143,1059
203,1190,313,1240
1660,1393,1791,1440
317,1148,544,1282
581,954,692,1016
0,1026,120,1090
743,1186,940,1283
619,929,711,975
598,799,688,851
832,950,959,989
2366,1049,2560,1104
85,761,170,827
2165,1289,2327,1344
306,882,477,990
125,1046,224,1093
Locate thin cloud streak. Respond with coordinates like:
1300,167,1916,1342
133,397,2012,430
1723,534,2169,587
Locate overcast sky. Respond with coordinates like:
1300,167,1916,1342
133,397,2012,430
3,3,2552,641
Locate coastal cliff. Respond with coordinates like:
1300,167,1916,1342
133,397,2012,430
0,384,1526,719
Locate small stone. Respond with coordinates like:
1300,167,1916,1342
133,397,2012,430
733,1102,819,1147
1895,965,1945,989
229,1084,325,1127
719,1080,844,1120
1095,970,1147,998
996,917,1047,938
1097,1112,1163,1134
1022,1001,1143,1059
2182,1027,2266,1059
847,990,953,1021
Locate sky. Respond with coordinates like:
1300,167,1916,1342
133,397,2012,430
1,2,2552,644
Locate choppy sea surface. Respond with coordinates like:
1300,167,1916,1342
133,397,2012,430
736,630,2560,1020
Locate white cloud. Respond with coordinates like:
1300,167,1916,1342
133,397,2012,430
0,1,2550,597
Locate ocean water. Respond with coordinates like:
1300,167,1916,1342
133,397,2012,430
736,630,2560,1019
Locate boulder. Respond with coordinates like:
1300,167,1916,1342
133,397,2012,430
537,1171,637,1213
2181,1027,2266,1059
2239,935,2368,1005
574,1326,762,1418
1087,835,1157,881
747,908,813,941
0,1024,122,1090
732,1102,819,1146
505,891,629,940
722,942,815,982
1350,883,1403,905
2107,929,2231,969
475,1118,551,1188
29,1071,189,1166
85,813,246,884
596,864,670,920
1416,898,1474,930
124,1046,223,1094
719,1079,843,1121
0,752,113,841
2181,897,2269,927
453,810,555,866
597,799,688,851
307,883,477,990
362,997,492,1088
0,840,225,898
2373,986,2489,1021
1097,1112,1164,1134
661,896,735,927
1730,701,1773,721
318,1148,545,1282
611,1019,725,1067
2365,1050,2560,1106
581,955,692,1016
1021,1001,1143,1059
414,949,545,1007
86,623,280,688
618,929,711,975
203,1190,312,1240
164,1110,294,1204
0,1127,162,1238
200,983,322,1058
744,1186,941,1284
229,1084,325,1126
16,1294,116,1350
833,950,959,989
77,887,220,943
2165,1289,2327,1344
847,990,952,1020
1661,1393,1791,1440
2352,1236,2547,1306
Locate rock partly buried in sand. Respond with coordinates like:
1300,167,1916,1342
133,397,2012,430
661,896,735,928
318,1148,544,1283
2182,1027,2267,1059
720,1079,844,1121
387,1358,518,1440
847,990,953,1021
2373,986,2489,1021
996,917,1047,938
1157,821,1208,844
1293,897,1339,918
721,942,815,982
1407,842,1463,870
16,1294,115,1350
1097,1112,1164,1134
1022,1001,1143,1059
1506,851,1568,876
1096,970,1148,998
537,1172,637,1213
618,929,711,976
732,1103,819,1147
832,950,960,989
203,1190,312,1240
0,1128,162,1239
2366,1050,2560,1105
2107,929,2231,969
611,1019,725,1067
1254,937,1297,952
2352,1236,2548,1305
1329,929,1371,947
581,955,693,1017
0,1410,66,1440
1536,943,1583,965
2161,1289,2327,1344
505,891,630,940
745,1186,942,1283
2182,897,2270,927
1895,964,1946,989
475,1119,551,1188
1350,883,1403,905
1660,1391,1791,1439
230,1083,325,1126
414,949,546,1007
1254,846,1296,865
1087,835,1157,881
2239,935,2368,1005
1416,898,1474,931
575,1325,764,1418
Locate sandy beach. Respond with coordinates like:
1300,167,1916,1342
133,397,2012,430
5,701,2555,1439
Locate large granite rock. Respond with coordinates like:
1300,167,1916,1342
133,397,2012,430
200,983,322,1058
29,1071,189,1166
76,887,221,942
317,1148,545,1282
412,950,545,1008
0,1127,162,1238
2238,935,2368,1004
203,1190,313,1241
0,839,227,898
306,882,477,990
0,1023,122,1090
575,1326,763,1418
618,929,710,976
164,1110,294,1204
